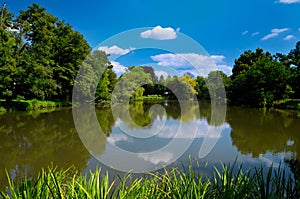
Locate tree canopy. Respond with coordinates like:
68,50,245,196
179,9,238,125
1,3,300,109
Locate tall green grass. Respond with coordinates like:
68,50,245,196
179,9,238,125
0,163,299,199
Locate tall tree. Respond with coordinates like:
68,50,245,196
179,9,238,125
288,41,300,98
229,58,291,107
0,3,18,102
231,48,272,80
14,3,90,101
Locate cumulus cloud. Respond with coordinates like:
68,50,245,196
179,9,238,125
261,28,289,40
151,53,232,76
209,55,226,64
278,0,300,3
251,32,260,36
111,61,127,74
216,65,233,75
98,45,135,55
283,35,296,40
140,26,177,40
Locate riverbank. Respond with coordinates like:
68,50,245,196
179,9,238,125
0,99,70,112
273,99,300,110
0,163,299,198
1,98,300,112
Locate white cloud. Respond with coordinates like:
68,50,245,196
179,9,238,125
151,53,189,67
216,65,233,75
151,53,232,76
261,28,289,40
298,28,300,31
111,61,127,74
283,35,296,40
155,70,169,78
278,0,300,4
140,26,177,40
98,45,135,55
242,30,248,35
272,28,289,33
251,32,260,36
209,55,226,64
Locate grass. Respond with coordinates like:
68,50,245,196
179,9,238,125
0,163,299,199
0,99,69,111
137,95,165,100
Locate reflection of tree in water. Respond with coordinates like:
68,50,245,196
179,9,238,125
0,109,91,188
110,100,224,129
197,101,226,126
129,101,152,127
96,107,115,136
111,102,152,128
227,107,300,159
146,100,200,124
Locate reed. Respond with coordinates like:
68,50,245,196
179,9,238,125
0,163,298,199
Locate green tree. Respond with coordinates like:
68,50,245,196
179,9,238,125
165,75,197,100
51,21,90,101
231,48,272,80
113,67,152,101
0,3,18,102
90,50,116,101
195,76,209,100
288,41,300,98
206,71,228,103
229,58,291,107
14,3,90,101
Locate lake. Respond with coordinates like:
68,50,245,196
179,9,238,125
0,101,299,188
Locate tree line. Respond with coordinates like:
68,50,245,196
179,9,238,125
1,3,300,108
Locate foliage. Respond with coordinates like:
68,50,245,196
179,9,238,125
1,163,299,199
0,99,65,111
140,95,165,100
165,75,197,100
1,3,300,109
113,67,152,102
231,48,272,80
0,3,90,103
228,58,291,107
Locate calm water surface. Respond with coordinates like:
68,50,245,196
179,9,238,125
0,101,299,187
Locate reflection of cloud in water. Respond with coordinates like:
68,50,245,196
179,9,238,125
109,118,230,145
259,155,280,168
155,119,229,139
138,151,174,165
107,133,131,144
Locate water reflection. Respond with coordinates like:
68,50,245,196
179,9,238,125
0,101,300,187
227,107,300,159
0,109,90,187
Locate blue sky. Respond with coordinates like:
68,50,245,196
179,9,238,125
6,0,300,77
